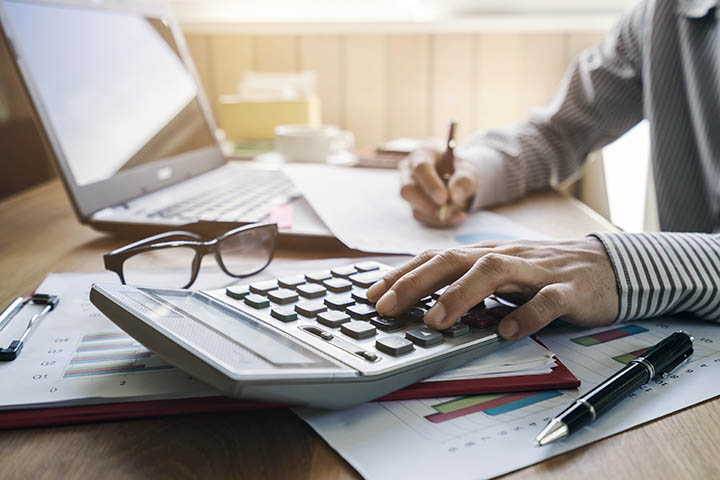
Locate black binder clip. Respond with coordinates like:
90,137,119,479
0,293,59,361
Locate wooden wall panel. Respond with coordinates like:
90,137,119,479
343,35,387,148
180,30,603,147
183,34,215,114
254,35,298,72
299,36,343,126
567,33,605,60
475,34,524,131
387,35,431,140
520,34,567,117
209,35,254,96
431,35,475,141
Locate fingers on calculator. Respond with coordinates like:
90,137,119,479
225,261,502,362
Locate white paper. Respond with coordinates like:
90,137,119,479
296,318,720,480
284,165,546,255
424,339,555,382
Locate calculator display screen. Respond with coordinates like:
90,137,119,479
134,289,335,371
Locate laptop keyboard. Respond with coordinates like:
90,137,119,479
129,167,298,223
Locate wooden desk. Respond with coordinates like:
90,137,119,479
1,180,718,479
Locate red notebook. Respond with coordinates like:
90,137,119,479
0,354,578,430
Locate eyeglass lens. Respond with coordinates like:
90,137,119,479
218,226,276,277
122,246,197,288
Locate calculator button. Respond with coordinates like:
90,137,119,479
297,283,327,299
301,325,334,341
376,337,414,356
249,280,278,295
295,301,327,318
441,323,470,337
323,278,352,293
341,321,376,339
359,351,378,362
268,288,299,305
271,307,298,322
244,294,270,309
306,270,332,283
225,285,249,300
401,307,426,323
432,286,448,299
351,290,371,304
278,275,306,289
406,328,444,347
317,310,351,328
331,265,357,278
460,308,498,329
354,261,381,272
349,271,384,288
324,295,355,310
370,316,405,332
347,304,377,320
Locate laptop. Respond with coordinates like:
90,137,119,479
0,0,329,238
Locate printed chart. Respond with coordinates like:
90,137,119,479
0,272,218,410
63,331,173,378
297,318,720,480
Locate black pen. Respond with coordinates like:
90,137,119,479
535,330,694,446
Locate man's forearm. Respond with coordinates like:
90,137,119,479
592,232,720,322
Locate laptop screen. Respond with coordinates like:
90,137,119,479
4,0,216,187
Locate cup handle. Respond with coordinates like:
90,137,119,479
330,130,355,153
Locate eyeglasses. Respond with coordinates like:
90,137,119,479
104,223,278,289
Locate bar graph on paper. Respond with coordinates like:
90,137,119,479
365,321,720,447
62,332,174,378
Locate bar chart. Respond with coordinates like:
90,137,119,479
63,332,173,378
571,325,649,346
425,390,563,423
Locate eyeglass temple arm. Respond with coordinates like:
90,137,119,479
106,230,203,257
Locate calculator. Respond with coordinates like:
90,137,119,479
90,261,509,408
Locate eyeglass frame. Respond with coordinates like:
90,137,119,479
104,222,279,289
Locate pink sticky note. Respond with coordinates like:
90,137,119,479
270,203,294,229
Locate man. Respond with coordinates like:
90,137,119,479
367,0,720,340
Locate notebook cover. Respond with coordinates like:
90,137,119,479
0,356,578,430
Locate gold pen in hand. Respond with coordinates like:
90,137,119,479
437,121,457,223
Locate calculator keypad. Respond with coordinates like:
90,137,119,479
217,262,499,373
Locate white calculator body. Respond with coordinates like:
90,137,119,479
90,262,508,408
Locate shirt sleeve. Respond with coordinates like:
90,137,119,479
457,0,650,211
592,232,720,322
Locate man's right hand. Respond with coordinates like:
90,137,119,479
399,148,479,228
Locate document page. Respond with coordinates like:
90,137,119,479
296,317,720,480
285,165,546,255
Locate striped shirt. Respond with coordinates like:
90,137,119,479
457,0,720,322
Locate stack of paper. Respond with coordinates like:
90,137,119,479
424,340,555,382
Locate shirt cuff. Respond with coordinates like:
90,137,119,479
590,231,720,323
455,141,520,212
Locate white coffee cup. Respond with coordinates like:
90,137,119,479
274,124,354,163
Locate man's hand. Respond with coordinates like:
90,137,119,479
399,148,479,228
366,237,619,339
